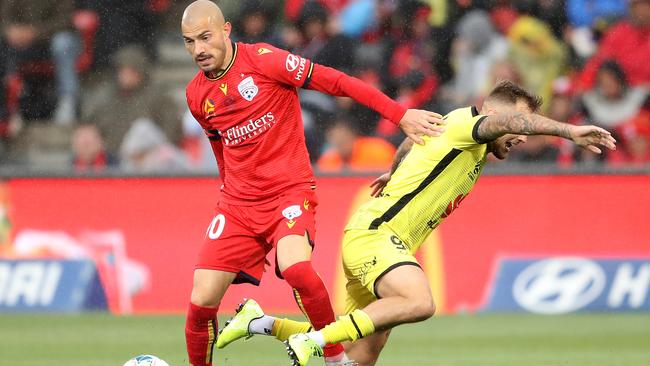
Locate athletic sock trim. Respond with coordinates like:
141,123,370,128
205,318,216,364
348,313,363,339
292,288,308,316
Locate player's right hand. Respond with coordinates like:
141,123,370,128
399,109,446,145
370,172,391,197
570,125,617,154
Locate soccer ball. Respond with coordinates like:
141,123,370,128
122,354,170,366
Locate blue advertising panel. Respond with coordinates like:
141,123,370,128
483,257,650,313
0,259,107,312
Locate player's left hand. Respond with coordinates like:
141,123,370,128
399,109,446,145
570,125,617,154
370,172,391,197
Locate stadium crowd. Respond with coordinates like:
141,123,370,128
0,0,648,173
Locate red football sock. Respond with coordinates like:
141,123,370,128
282,261,345,358
185,302,219,366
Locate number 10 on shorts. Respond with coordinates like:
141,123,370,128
206,214,226,239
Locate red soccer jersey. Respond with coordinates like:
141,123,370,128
186,42,407,205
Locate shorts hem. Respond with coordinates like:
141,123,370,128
372,261,421,298
194,265,261,286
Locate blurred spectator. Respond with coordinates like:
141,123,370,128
285,0,353,23
513,0,568,38
2,0,648,172
333,67,383,136
620,108,650,162
490,2,520,35
507,16,567,112
338,0,376,39
568,0,627,28
579,0,650,90
181,109,217,172
232,0,282,45
388,5,437,84
376,70,437,145
548,77,578,123
565,0,627,61
71,123,116,172
1,0,80,124
119,118,188,173
291,1,355,71
445,10,508,109
487,61,522,90
0,36,8,142
317,115,396,173
581,60,648,160
81,45,182,156
582,61,647,130
85,0,170,67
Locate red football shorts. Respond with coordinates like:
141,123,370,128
195,190,318,285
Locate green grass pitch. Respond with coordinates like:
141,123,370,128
0,313,648,366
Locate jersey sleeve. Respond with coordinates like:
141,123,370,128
306,63,407,124
249,43,407,124
444,106,488,149
249,43,314,88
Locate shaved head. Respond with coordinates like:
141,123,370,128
181,0,233,76
182,0,225,29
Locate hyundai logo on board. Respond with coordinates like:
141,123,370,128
484,257,650,313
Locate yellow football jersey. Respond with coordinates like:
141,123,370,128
345,106,488,251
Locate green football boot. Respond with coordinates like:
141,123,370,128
284,333,324,366
216,298,265,349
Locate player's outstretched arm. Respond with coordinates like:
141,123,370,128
306,63,446,144
476,113,617,153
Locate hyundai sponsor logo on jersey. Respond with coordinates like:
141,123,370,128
0,259,107,312
483,257,650,313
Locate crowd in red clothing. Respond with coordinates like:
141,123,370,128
271,0,650,168
1,0,649,173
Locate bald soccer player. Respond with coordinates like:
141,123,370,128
180,2,445,365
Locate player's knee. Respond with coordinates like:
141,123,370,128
409,297,436,322
190,285,220,307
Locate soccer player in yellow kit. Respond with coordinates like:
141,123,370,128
216,81,616,366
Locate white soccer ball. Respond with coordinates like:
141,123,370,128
122,354,170,366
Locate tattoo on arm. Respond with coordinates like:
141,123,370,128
389,138,414,175
476,113,573,142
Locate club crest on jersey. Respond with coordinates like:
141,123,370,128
283,205,303,228
238,76,258,102
204,98,216,116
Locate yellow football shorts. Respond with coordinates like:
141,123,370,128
342,228,421,314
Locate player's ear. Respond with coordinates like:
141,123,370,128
223,22,232,38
